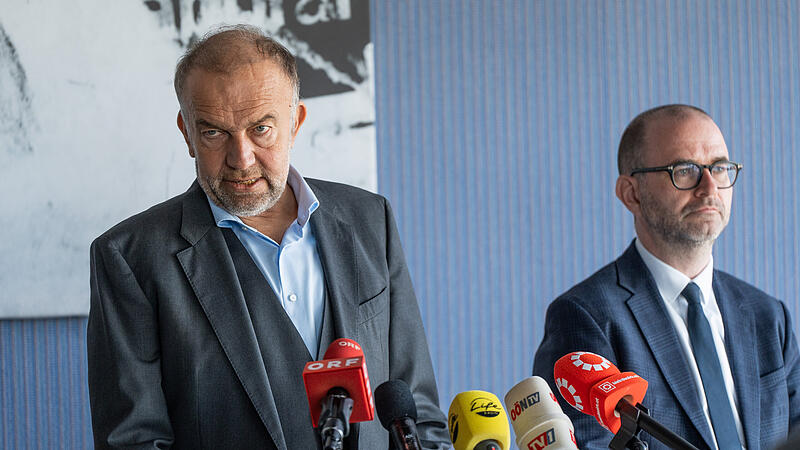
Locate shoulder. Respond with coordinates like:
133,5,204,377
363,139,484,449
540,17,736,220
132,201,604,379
714,269,786,316
545,245,656,327
714,269,775,297
92,187,192,252
306,178,389,222
552,260,626,310
306,178,385,204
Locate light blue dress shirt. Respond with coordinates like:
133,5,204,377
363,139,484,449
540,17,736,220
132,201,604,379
206,166,326,358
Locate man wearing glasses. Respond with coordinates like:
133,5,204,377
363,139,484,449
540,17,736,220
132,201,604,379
533,104,800,449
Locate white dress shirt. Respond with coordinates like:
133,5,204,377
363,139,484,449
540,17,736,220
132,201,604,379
635,239,746,449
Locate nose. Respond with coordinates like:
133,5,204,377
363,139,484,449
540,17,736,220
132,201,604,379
694,167,718,197
225,134,256,169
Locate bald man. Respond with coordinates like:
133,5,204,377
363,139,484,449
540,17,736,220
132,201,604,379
534,105,800,449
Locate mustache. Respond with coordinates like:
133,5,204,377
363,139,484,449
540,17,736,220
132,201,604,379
217,168,266,180
683,199,724,214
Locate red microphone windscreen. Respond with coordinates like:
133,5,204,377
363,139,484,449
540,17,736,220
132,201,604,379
553,352,648,433
554,352,619,414
323,338,364,359
303,338,374,427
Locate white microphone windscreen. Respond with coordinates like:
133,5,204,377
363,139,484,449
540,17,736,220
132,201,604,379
504,376,578,449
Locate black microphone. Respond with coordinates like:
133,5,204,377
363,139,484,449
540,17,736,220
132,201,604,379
374,379,423,450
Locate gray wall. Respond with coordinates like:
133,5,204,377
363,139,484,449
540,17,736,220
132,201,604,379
2,0,799,446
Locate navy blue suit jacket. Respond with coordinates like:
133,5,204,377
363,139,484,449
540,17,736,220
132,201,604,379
533,242,800,449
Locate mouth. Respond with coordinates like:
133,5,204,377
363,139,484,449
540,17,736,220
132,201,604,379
684,206,721,218
231,178,258,185
223,177,263,190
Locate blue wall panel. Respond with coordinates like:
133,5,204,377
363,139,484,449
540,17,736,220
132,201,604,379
372,0,800,408
0,317,91,449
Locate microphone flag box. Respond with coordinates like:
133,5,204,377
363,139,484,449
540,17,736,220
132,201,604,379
504,377,577,449
521,421,577,450
588,371,647,432
448,390,511,450
553,352,647,433
302,355,374,426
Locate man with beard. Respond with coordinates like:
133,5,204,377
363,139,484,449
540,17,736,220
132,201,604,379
533,105,800,449
87,25,449,449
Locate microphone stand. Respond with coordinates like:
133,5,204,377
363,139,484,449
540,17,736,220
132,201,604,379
319,388,355,450
608,401,699,450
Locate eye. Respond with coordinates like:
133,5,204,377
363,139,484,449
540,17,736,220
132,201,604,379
253,125,271,135
202,129,222,138
710,163,729,174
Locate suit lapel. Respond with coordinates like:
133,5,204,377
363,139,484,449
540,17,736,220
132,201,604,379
307,190,359,356
714,274,759,448
175,183,287,450
618,244,716,449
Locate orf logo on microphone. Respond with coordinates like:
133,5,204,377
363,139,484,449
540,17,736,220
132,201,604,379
337,339,361,352
304,358,361,371
469,397,502,417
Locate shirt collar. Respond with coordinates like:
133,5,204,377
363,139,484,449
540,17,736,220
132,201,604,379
205,164,320,229
287,165,320,227
635,238,715,306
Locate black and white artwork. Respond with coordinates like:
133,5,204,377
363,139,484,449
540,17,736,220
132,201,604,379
0,23,35,155
0,0,375,317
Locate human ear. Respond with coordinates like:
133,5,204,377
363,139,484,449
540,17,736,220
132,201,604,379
615,175,641,215
291,102,307,139
177,111,195,158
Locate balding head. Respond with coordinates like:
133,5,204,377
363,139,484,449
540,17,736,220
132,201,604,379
617,104,713,175
174,24,299,112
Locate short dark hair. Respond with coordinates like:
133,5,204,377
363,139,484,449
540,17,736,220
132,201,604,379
617,104,711,174
174,24,299,110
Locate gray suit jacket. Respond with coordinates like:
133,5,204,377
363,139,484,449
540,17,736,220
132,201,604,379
88,179,449,449
533,242,800,450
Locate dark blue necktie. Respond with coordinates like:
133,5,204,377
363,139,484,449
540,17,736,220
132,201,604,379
682,282,742,449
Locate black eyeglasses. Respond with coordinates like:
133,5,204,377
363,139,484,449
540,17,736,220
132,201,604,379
630,160,743,190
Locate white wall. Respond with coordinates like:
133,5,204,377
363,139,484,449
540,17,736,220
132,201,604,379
0,0,374,317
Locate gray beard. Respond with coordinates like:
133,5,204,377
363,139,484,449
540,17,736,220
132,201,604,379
196,166,286,217
639,191,727,250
